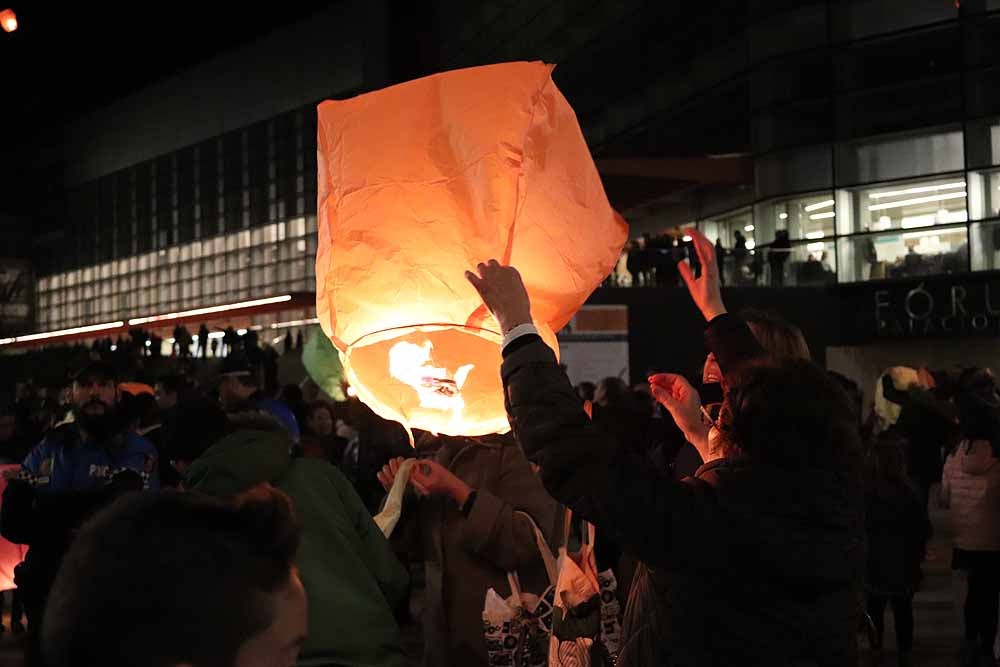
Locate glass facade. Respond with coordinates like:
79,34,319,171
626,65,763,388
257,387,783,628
695,119,1000,286
616,4,1000,289
35,219,316,331
34,104,319,332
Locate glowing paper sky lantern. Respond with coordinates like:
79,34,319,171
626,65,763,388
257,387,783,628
316,61,628,437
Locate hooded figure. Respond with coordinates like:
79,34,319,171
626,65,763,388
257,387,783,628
170,400,408,667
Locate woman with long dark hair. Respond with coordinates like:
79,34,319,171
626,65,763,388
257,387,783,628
467,230,866,666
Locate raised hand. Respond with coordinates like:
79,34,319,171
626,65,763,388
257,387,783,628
678,228,727,322
649,373,708,445
465,260,533,333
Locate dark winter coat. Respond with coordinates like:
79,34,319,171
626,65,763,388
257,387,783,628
501,314,865,667
864,478,930,594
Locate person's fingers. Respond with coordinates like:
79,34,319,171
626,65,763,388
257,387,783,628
389,459,400,476
677,260,696,292
410,479,429,496
465,271,485,294
650,372,682,386
648,373,670,387
651,386,679,409
377,470,390,489
487,259,501,269
687,228,712,269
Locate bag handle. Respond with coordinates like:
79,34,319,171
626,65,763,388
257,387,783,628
512,510,559,588
507,572,524,607
562,506,597,551
561,505,573,552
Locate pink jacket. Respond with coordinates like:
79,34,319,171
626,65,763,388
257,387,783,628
941,440,1000,552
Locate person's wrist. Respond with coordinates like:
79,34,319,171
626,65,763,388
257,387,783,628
450,479,472,506
702,301,727,321
498,310,532,333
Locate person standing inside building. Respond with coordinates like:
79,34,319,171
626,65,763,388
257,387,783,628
1,361,159,665
942,368,1000,667
197,323,210,357
715,236,727,286
768,230,791,286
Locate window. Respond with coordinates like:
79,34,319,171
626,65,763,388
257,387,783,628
836,127,963,186
754,192,835,244
840,175,968,235
699,209,757,286
968,169,1000,221
966,117,1000,169
970,216,1000,272
837,225,968,282
831,0,956,42
755,145,833,199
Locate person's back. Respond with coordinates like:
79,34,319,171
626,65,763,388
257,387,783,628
942,439,1000,552
180,409,408,667
865,473,929,595
665,461,862,666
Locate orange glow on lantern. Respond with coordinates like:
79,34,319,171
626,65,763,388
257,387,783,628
0,9,16,32
316,61,628,437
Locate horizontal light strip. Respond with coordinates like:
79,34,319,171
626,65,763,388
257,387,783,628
901,214,936,229
868,191,967,211
805,231,826,239
0,320,125,346
806,242,826,252
127,295,292,325
901,227,968,241
809,212,836,220
803,199,834,212
869,181,966,200
270,317,319,330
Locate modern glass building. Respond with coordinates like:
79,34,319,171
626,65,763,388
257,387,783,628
9,0,1000,371
34,106,320,335
602,1,1000,290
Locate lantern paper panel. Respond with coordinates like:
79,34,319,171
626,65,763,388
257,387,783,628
317,61,628,437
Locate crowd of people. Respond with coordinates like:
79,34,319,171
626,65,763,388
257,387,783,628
611,230,836,288
0,229,998,666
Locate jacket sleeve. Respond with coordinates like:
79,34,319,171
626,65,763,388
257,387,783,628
703,313,765,383
502,337,710,568
329,465,410,609
459,443,558,573
0,480,37,545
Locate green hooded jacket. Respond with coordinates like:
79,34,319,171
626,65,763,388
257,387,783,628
184,424,407,667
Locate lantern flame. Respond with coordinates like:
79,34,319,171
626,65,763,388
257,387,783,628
389,341,474,421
